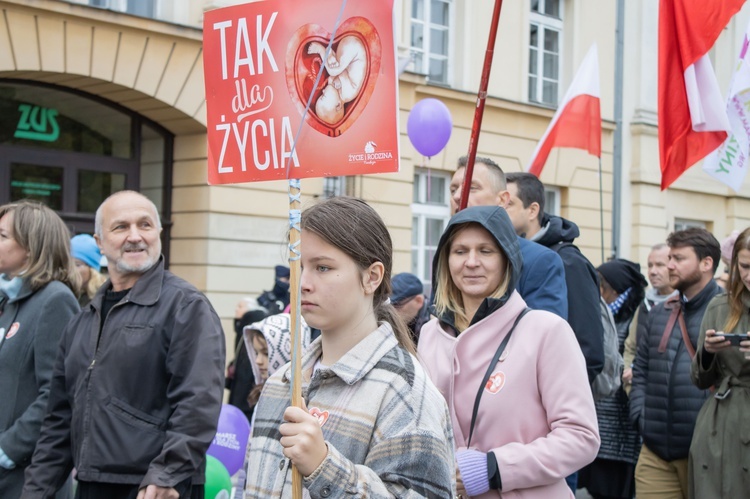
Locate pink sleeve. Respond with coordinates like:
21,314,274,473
490,321,600,492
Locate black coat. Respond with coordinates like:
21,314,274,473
23,259,226,494
536,214,604,382
629,280,721,461
593,318,641,464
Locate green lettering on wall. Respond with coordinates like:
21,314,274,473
14,104,60,142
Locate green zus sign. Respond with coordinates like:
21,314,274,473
14,104,60,142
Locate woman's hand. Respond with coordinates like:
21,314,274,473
739,333,750,359
279,400,328,477
704,329,731,354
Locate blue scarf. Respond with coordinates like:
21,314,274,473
0,274,24,300
608,287,631,318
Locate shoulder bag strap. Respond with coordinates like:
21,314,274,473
467,307,531,447
677,311,696,358
658,298,682,353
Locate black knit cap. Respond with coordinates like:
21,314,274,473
597,258,647,294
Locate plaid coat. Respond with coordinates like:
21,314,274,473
245,323,456,498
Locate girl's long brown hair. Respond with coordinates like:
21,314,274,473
724,227,750,333
300,197,416,356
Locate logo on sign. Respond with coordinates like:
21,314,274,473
348,141,394,165
14,104,60,142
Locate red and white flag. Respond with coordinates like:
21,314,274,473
527,44,601,177
658,0,744,190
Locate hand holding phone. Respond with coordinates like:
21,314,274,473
721,333,749,347
705,329,740,353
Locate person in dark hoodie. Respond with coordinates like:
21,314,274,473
257,265,291,315
419,205,599,499
505,172,604,384
579,258,647,499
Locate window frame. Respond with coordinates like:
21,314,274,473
409,0,454,85
674,218,708,232
544,185,561,216
528,0,563,106
411,168,452,291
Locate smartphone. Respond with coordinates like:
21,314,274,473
720,333,748,347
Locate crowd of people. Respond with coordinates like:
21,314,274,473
0,157,747,499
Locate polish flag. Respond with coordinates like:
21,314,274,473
658,0,744,190
527,44,601,177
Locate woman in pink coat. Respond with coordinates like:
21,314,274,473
419,205,600,498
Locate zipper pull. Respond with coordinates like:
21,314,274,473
88,359,96,370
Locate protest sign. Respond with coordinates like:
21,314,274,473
203,0,399,184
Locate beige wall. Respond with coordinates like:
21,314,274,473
4,0,750,346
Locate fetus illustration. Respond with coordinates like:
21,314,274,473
285,17,382,137
307,36,367,124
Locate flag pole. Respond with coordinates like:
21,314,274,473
599,157,605,264
459,0,504,211
287,178,303,498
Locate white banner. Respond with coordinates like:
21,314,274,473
703,29,750,192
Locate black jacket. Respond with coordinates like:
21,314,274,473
23,259,226,496
534,214,604,382
629,280,721,461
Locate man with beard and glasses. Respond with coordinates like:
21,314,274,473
629,228,722,499
23,191,225,499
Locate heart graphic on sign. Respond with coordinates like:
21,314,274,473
285,17,382,137
485,372,506,394
309,407,330,427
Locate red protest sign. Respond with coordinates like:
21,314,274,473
203,0,399,185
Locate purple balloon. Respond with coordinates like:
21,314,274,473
407,98,453,158
207,404,251,476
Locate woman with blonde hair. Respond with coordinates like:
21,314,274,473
0,201,80,498
70,233,107,307
419,205,599,499
689,226,750,498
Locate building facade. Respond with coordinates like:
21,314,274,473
1,0,749,345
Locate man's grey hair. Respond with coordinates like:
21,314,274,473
651,242,669,252
94,190,163,237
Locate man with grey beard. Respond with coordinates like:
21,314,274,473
23,191,225,499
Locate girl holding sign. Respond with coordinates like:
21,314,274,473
244,197,455,498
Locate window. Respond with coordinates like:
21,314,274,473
411,169,451,292
322,176,353,198
89,0,156,19
544,186,560,216
529,0,562,106
0,79,173,260
410,0,452,84
674,218,708,232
